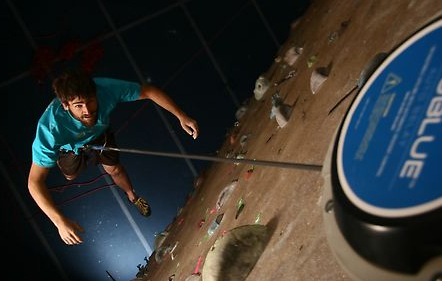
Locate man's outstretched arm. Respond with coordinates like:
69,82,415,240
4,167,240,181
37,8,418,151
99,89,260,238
28,163,84,245
139,84,199,139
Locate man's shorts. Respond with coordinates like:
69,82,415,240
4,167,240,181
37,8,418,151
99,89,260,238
57,130,119,177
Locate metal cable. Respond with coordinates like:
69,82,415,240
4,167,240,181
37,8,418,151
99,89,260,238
85,145,323,171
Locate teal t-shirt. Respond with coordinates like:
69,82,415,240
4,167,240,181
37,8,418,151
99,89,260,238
32,77,141,168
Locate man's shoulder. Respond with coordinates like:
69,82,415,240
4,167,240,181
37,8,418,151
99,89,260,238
38,98,65,127
93,77,141,102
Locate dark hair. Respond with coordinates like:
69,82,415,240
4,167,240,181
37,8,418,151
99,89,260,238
52,68,96,102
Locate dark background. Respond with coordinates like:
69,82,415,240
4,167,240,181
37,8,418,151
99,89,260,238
1,0,309,280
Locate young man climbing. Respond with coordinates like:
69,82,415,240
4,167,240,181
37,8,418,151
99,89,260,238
28,68,199,246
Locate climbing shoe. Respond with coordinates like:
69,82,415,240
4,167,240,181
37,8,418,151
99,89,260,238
132,196,151,217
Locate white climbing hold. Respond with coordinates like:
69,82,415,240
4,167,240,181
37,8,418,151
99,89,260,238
283,46,303,66
310,67,328,94
270,92,292,128
216,180,238,211
253,76,270,100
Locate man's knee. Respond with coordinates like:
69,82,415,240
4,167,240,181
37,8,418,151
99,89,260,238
64,174,78,181
103,164,123,176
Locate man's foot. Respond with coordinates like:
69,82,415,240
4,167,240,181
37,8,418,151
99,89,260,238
130,196,151,217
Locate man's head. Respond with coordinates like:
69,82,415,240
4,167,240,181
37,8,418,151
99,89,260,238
52,69,98,127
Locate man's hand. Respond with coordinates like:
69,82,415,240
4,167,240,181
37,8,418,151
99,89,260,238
28,163,85,246
180,115,199,139
139,85,200,139
57,218,85,245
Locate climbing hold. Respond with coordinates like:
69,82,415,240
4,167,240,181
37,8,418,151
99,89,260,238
235,105,248,120
270,92,293,128
154,245,171,263
274,69,297,87
234,153,246,165
154,231,169,250
328,20,350,44
198,219,206,228
239,134,248,146
284,47,298,66
216,180,238,211
253,76,270,100
202,224,270,281
254,213,262,224
310,67,329,94
283,46,303,66
235,198,245,219
244,165,254,180
208,213,224,236
307,55,317,68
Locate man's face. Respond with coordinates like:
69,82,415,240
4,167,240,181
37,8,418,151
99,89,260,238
63,96,98,127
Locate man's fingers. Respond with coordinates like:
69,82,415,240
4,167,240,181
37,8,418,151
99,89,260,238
63,234,83,245
188,122,199,139
184,126,193,136
187,126,198,139
73,225,84,244
61,223,84,245
181,119,199,139
191,126,199,139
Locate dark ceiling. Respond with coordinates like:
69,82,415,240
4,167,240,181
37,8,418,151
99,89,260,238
1,0,310,280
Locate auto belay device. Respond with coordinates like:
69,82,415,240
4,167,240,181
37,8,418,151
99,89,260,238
321,18,442,281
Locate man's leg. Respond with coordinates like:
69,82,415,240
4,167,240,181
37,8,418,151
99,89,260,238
101,164,136,202
57,150,87,180
102,163,151,217
92,130,151,217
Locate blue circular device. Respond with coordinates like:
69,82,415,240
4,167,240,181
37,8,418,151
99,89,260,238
329,18,442,277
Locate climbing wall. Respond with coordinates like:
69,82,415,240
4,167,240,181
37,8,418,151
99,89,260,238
135,1,442,280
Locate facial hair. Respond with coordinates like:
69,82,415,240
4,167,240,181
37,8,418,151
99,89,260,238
80,112,97,127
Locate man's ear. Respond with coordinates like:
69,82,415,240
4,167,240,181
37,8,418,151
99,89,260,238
62,101,69,111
